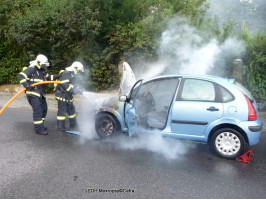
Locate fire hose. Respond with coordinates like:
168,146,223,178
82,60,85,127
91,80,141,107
0,81,61,115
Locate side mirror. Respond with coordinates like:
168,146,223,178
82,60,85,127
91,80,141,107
119,95,127,102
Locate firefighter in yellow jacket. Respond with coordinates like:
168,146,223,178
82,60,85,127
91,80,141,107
17,54,60,135
54,61,84,131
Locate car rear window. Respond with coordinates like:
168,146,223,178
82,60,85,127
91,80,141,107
219,86,234,102
234,81,254,101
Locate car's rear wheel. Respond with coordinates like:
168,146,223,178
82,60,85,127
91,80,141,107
211,128,246,159
95,113,118,138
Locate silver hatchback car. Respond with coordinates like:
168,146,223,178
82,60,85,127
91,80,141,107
94,63,263,159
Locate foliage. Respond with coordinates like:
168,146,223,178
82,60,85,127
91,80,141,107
0,36,28,84
241,31,266,102
90,60,120,91
0,0,100,83
0,0,265,98
82,0,210,90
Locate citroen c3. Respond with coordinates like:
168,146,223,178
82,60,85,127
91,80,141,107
94,64,263,159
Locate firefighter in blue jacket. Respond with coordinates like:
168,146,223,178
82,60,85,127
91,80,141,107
17,54,60,135
54,61,84,131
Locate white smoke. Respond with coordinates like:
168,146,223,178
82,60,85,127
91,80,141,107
77,17,246,161
136,17,245,79
113,133,195,161
78,91,117,141
77,95,98,141
77,81,195,161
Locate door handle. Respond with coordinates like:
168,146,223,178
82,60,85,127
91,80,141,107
207,106,219,111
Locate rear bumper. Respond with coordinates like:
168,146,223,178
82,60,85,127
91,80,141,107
238,118,263,145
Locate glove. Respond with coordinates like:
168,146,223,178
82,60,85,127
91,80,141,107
26,85,36,91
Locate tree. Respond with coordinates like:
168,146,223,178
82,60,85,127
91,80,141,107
91,0,210,87
241,30,266,102
0,0,101,83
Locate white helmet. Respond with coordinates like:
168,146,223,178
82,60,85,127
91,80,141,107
36,54,50,68
70,61,84,73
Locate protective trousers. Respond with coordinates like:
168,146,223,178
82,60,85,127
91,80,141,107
56,99,77,129
27,95,47,131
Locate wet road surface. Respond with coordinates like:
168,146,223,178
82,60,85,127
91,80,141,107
0,108,265,198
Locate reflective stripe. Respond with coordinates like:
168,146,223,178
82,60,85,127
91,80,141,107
73,68,77,74
26,91,41,97
30,78,43,82
68,113,76,119
55,96,74,102
47,74,54,80
57,116,66,120
34,120,43,124
61,80,70,83
66,84,73,91
36,63,41,69
19,72,28,79
55,96,66,102
20,79,27,83
42,118,45,121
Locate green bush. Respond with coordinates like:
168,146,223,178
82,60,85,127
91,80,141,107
90,60,120,91
243,33,266,102
2,0,264,97
0,38,28,84
0,0,100,85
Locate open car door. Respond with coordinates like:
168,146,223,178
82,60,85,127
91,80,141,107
124,79,143,137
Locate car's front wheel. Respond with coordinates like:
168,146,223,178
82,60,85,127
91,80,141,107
95,113,118,138
211,128,246,159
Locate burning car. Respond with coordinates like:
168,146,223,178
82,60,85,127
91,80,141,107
93,62,263,159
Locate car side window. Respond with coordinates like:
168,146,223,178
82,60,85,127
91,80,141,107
128,82,141,104
137,78,179,112
135,78,179,129
180,79,215,101
219,86,234,102
129,88,137,104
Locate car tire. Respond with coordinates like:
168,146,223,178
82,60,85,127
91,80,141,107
211,128,246,159
95,113,118,138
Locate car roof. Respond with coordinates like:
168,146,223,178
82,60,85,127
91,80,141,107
143,74,235,85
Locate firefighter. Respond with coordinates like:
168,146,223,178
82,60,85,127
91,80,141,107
17,54,60,135
54,61,84,131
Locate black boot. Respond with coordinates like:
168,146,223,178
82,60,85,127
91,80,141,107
43,120,48,130
34,124,48,135
69,118,78,129
35,128,48,135
57,120,66,131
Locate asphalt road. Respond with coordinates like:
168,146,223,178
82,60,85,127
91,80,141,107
0,108,265,199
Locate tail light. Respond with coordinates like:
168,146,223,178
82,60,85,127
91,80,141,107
244,95,257,121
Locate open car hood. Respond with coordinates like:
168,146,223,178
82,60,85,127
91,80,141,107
83,62,136,112
119,62,136,95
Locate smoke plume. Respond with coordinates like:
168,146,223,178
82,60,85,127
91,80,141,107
77,17,246,161
135,17,245,80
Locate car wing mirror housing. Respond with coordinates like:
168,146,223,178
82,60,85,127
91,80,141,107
119,95,127,102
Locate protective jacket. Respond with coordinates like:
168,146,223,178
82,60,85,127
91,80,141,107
18,64,59,97
17,62,59,133
54,70,79,102
54,69,81,129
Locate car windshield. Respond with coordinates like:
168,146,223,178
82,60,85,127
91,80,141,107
234,81,254,101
